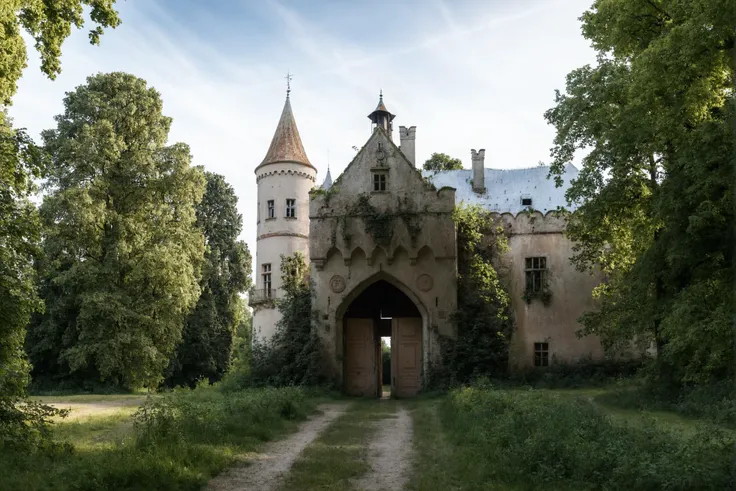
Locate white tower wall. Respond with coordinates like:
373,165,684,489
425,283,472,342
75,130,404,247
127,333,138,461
251,94,316,342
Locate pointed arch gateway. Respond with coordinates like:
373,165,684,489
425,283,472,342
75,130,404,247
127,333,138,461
337,272,426,398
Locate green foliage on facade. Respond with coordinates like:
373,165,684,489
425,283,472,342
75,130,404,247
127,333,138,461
237,253,327,388
545,0,735,386
422,152,463,172
165,172,252,388
26,72,206,390
431,205,513,386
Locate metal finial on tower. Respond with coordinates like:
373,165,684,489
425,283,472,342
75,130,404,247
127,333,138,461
285,70,293,97
379,89,383,101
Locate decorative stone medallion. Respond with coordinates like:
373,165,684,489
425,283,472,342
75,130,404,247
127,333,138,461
416,274,433,292
329,275,346,293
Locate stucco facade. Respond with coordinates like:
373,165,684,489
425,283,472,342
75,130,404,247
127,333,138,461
252,92,607,394
309,126,457,386
251,95,317,341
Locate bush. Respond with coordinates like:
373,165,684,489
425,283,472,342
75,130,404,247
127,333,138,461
509,357,643,389
596,378,736,428
441,383,734,490
134,386,313,448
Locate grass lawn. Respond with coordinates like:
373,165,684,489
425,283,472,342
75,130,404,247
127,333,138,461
2,387,322,491
408,385,734,491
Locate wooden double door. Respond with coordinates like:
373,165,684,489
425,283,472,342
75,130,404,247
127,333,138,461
344,317,422,398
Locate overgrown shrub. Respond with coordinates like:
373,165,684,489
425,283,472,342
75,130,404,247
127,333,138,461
442,383,734,490
510,356,643,389
134,385,313,448
431,205,513,387
596,377,736,428
223,253,327,389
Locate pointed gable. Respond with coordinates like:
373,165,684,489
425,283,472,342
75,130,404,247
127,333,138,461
257,96,314,172
333,126,428,195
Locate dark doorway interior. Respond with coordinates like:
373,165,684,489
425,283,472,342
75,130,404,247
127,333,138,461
344,280,421,398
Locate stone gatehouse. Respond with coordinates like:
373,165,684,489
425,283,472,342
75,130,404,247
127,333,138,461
250,91,605,397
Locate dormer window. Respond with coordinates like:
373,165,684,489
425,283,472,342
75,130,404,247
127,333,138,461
372,171,387,192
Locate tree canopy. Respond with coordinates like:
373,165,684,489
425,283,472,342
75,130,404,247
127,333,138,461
165,172,252,388
422,152,463,172
545,0,734,384
27,72,206,390
0,1,120,104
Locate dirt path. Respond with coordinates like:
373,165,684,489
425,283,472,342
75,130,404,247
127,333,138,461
355,405,413,491
206,403,347,491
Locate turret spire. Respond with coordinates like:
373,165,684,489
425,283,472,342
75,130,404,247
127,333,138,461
257,92,314,172
368,90,396,140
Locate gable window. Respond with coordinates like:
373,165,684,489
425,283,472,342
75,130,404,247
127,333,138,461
267,200,275,219
521,196,533,206
285,198,296,218
262,263,272,297
373,172,387,191
534,342,549,367
525,257,547,293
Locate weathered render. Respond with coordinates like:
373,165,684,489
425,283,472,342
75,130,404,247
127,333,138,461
309,126,457,391
251,91,608,396
250,94,317,340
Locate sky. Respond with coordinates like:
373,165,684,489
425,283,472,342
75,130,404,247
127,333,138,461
10,0,597,265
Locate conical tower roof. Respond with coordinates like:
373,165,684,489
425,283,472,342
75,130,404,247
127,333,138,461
322,167,333,190
257,96,314,172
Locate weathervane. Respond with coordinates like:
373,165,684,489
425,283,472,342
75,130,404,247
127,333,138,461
285,70,293,97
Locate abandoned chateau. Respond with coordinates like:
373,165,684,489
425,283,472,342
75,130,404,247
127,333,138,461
249,92,605,397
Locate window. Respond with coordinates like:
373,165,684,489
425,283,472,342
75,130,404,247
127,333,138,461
262,263,272,297
534,342,549,367
521,197,533,206
373,172,387,191
285,198,296,218
267,200,275,219
525,257,547,293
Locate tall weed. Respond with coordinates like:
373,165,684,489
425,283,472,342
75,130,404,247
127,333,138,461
442,383,734,490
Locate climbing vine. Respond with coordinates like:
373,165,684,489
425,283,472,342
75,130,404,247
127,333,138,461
430,204,514,387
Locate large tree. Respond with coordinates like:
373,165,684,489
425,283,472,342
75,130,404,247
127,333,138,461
545,0,734,384
0,0,120,104
165,172,252,388
27,72,205,390
422,152,463,172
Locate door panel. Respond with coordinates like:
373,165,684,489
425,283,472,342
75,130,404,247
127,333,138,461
345,318,376,397
392,317,422,397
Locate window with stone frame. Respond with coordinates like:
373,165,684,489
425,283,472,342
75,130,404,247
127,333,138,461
285,198,296,218
525,257,547,293
267,200,275,219
534,342,549,367
262,263,272,297
372,171,387,191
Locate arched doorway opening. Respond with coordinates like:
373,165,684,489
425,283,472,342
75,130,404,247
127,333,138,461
342,279,423,398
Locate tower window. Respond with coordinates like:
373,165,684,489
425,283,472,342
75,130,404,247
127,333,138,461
525,257,547,293
534,342,549,367
262,263,272,297
373,172,387,191
267,200,275,219
521,197,533,206
285,198,296,218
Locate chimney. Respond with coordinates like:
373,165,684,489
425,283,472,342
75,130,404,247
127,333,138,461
399,126,416,167
471,149,485,193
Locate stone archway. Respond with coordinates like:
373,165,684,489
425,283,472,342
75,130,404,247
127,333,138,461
337,273,426,398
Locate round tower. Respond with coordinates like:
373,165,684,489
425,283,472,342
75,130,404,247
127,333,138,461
251,90,317,341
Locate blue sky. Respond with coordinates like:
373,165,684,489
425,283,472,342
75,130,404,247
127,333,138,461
11,0,597,257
